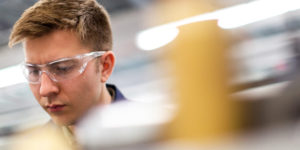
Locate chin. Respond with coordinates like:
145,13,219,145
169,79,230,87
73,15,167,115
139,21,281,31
52,117,76,126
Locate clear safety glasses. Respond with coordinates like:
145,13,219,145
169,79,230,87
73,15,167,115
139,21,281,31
22,51,106,84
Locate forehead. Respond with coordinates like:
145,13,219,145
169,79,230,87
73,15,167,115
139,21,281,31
24,30,89,64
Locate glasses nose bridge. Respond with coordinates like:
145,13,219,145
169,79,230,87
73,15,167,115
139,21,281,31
39,66,57,83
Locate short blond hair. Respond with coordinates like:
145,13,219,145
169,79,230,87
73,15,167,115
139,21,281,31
9,0,112,51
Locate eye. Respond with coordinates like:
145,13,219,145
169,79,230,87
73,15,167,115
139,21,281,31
53,64,74,74
50,60,79,75
27,66,40,76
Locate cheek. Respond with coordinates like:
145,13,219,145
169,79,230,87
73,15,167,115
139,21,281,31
29,84,41,101
80,64,102,91
60,77,101,118
61,72,101,101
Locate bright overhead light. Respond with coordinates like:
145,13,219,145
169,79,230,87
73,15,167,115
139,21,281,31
217,0,300,29
136,0,300,51
136,13,217,51
0,65,26,88
136,26,179,51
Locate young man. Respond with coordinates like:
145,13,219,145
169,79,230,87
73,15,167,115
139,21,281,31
9,0,125,135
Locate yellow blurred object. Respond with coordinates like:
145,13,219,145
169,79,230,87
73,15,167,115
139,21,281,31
159,0,239,141
11,126,75,150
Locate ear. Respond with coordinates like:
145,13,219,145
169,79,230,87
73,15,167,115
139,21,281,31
100,51,115,83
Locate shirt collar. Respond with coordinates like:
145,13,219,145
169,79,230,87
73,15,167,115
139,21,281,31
106,84,127,102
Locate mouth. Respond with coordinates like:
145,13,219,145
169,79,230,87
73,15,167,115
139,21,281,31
46,104,66,112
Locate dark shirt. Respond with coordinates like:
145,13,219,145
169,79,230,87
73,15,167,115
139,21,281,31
106,84,127,102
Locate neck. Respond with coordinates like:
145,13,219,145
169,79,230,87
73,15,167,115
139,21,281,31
67,125,76,134
99,84,112,105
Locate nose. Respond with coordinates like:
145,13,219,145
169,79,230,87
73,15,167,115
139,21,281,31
39,72,59,97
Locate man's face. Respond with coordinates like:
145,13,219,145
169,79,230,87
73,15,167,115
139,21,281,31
24,30,105,126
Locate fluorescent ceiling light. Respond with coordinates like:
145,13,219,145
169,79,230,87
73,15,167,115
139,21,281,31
0,65,26,88
136,13,217,51
217,0,300,29
136,0,300,51
137,27,179,51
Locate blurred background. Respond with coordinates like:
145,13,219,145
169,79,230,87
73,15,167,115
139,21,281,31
2,0,300,149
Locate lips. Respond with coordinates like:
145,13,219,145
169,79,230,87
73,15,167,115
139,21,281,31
46,104,66,112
